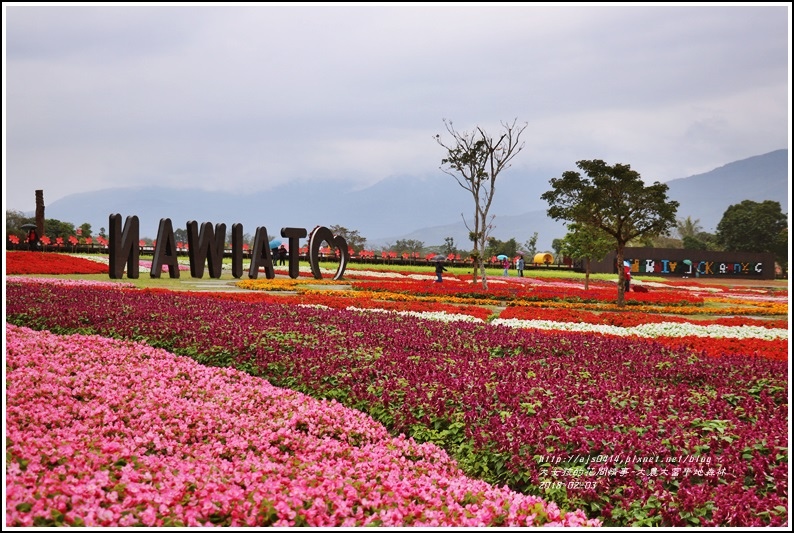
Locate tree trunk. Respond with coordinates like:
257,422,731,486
616,246,626,307
584,258,591,290
470,214,480,284
479,235,488,290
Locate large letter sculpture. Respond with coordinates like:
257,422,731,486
307,226,349,281
151,218,181,279
231,223,244,279
186,220,227,279
248,227,275,279
281,227,307,279
108,214,140,279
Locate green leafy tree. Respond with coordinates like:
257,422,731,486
393,239,424,255
639,215,705,249
485,237,518,260
79,223,92,239
682,231,719,251
175,228,188,244
523,232,538,257
6,209,31,239
646,234,683,248
224,228,254,248
551,238,565,263
675,216,703,240
436,118,528,289
43,219,77,241
541,159,678,306
329,225,367,253
559,222,614,289
501,237,519,259
442,237,457,256
484,237,501,259
634,229,684,248
716,200,787,265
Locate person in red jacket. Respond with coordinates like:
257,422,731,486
623,262,632,292
26,229,39,251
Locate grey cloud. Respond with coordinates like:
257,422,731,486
4,4,789,211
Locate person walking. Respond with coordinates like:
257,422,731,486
26,229,39,251
623,261,632,292
434,260,447,283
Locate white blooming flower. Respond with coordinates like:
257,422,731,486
345,306,483,323
490,318,788,340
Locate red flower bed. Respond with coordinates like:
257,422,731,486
499,306,787,329
5,251,108,275
549,329,787,362
204,290,494,321
653,335,788,362
352,279,705,306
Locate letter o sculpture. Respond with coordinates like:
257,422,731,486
307,226,349,280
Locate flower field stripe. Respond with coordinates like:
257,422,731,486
299,303,484,324
651,335,788,362
6,324,598,527
5,251,110,275
505,300,786,317
349,279,709,306
491,318,788,340
5,281,788,527
497,304,787,329
204,287,495,321
346,306,485,323
4,276,136,289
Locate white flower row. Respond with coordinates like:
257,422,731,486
295,303,482,323
345,306,482,323
296,303,788,340
66,253,109,265
490,318,788,340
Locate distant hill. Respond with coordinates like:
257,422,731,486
37,149,788,252
661,149,789,233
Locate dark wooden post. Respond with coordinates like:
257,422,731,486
31,190,46,250
35,190,45,236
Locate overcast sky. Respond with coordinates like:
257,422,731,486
3,3,791,213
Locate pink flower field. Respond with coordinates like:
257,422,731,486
6,325,595,527
3,252,790,527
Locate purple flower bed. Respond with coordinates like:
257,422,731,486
5,281,789,526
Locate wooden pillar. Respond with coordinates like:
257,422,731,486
35,190,45,237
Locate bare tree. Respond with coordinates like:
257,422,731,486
435,118,527,289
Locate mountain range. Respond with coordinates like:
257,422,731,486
25,149,789,252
